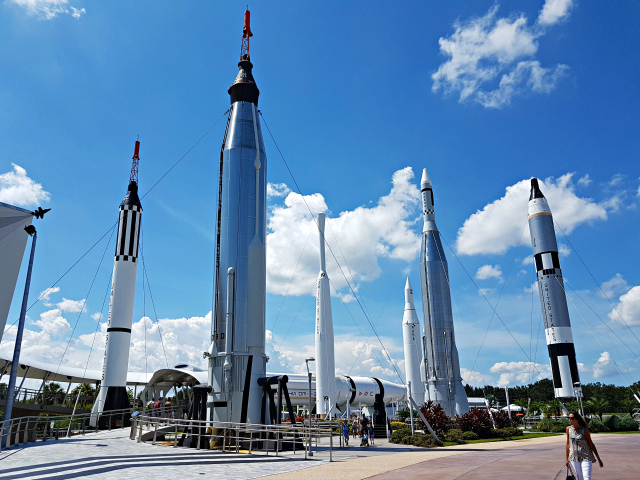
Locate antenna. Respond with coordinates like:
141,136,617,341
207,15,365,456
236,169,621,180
240,8,253,61
130,138,140,184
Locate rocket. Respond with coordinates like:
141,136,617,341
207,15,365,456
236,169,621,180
208,8,267,424
314,212,336,417
528,178,581,399
402,278,425,402
419,168,469,416
93,140,142,416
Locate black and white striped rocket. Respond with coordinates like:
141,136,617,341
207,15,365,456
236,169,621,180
419,168,469,416
93,140,142,415
528,178,581,399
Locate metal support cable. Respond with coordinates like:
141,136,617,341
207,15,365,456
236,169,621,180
260,112,404,384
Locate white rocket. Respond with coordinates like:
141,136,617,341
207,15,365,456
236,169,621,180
402,278,424,402
314,212,336,417
419,168,469,416
208,9,267,424
93,140,142,416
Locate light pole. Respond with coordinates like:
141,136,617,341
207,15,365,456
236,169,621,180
305,357,315,456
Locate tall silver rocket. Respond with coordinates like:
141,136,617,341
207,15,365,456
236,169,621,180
314,212,336,417
419,168,468,416
208,9,267,424
402,278,424,402
528,178,581,399
94,140,142,415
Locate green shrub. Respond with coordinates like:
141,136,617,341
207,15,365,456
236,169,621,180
389,426,412,444
536,420,567,432
617,416,639,431
492,427,523,438
557,418,570,427
406,433,443,448
444,429,464,442
587,417,609,433
462,431,479,440
604,415,638,432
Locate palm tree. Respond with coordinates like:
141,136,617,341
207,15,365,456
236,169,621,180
618,398,638,416
585,396,609,421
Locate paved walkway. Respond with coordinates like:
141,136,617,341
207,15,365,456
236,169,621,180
0,429,637,479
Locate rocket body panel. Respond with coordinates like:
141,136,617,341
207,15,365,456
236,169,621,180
418,169,468,416
402,278,424,401
315,212,336,416
528,179,581,399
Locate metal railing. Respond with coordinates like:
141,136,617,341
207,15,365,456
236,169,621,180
0,387,97,410
132,415,336,461
0,405,180,451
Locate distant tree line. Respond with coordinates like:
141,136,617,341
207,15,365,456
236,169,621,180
464,378,640,414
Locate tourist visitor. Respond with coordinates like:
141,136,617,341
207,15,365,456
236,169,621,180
566,411,603,480
342,422,350,446
368,424,374,445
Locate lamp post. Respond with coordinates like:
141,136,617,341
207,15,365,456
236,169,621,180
305,357,315,456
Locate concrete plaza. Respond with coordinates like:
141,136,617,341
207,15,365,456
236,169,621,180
0,428,637,479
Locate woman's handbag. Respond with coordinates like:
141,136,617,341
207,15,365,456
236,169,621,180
566,465,576,480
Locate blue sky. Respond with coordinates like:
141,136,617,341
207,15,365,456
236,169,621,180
1,0,639,390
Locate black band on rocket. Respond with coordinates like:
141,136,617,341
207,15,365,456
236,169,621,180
107,327,132,333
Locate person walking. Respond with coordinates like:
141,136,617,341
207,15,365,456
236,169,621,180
566,411,603,480
353,417,360,440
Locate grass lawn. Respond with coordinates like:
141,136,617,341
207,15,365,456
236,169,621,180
442,432,560,447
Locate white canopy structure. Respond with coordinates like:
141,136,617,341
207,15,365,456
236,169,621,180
0,202,34,344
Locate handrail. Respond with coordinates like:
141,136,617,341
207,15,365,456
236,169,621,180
0,405,181,451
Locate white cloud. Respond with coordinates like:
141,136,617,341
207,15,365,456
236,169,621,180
478,288,495,296
592,352,619,379
490,361,551,386
524,282,537,294
432,3,569,108
0,164,50,207
607,174,624,187
537,0,573,26
609,285,640,326
461,368,491,386
9,0,85,20
476,264,503,281
522,256,534,266
455,174,610,255
558,244,571,256
577,174,592,187
266,167,421,296
600,195,622,213
39,286,60,306
33,308,70,337
599,273,629,299
57,297,86,313
266,182,291,198
91,312,102,322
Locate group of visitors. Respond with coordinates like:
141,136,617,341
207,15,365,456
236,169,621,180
343,413,374,447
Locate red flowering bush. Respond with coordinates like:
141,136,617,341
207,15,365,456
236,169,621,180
492,410,514,428
455,408,493,438
417,401,451,437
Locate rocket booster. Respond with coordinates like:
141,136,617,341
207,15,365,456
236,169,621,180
94,140,142,415
419,168,469,416
402,278,425,402
209,9,267,424
315,212,336,416
528,178,581,399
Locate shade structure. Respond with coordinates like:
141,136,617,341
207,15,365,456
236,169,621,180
0,202,34,344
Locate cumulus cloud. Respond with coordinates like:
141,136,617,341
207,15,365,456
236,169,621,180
432,1,570,108
461,368,492,386
537,0,573,26
39,286,60,306
609,286,640,326
9,0,85,20
267,182,291,198
592,351,619,379
558,244,571,256
490,361,551,386
91,312,102,322
577,174,592,187
33,308,70,337
266,167,421,296
57,298,86,313
456,174,610,255
0,164,50,207
476,264,503,281
599,273,629,299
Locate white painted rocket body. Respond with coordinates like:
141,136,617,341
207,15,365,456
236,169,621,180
419,168,469,416
208,11,267,424
93,141,142,416
314,212,336,417
528,178,581,399
402,278,425,402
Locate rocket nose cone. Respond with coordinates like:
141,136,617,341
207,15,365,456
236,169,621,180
421,168,432,187
530,178,545,201
405,277,411,290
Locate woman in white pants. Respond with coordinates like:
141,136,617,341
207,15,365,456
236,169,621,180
566,411,603,480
